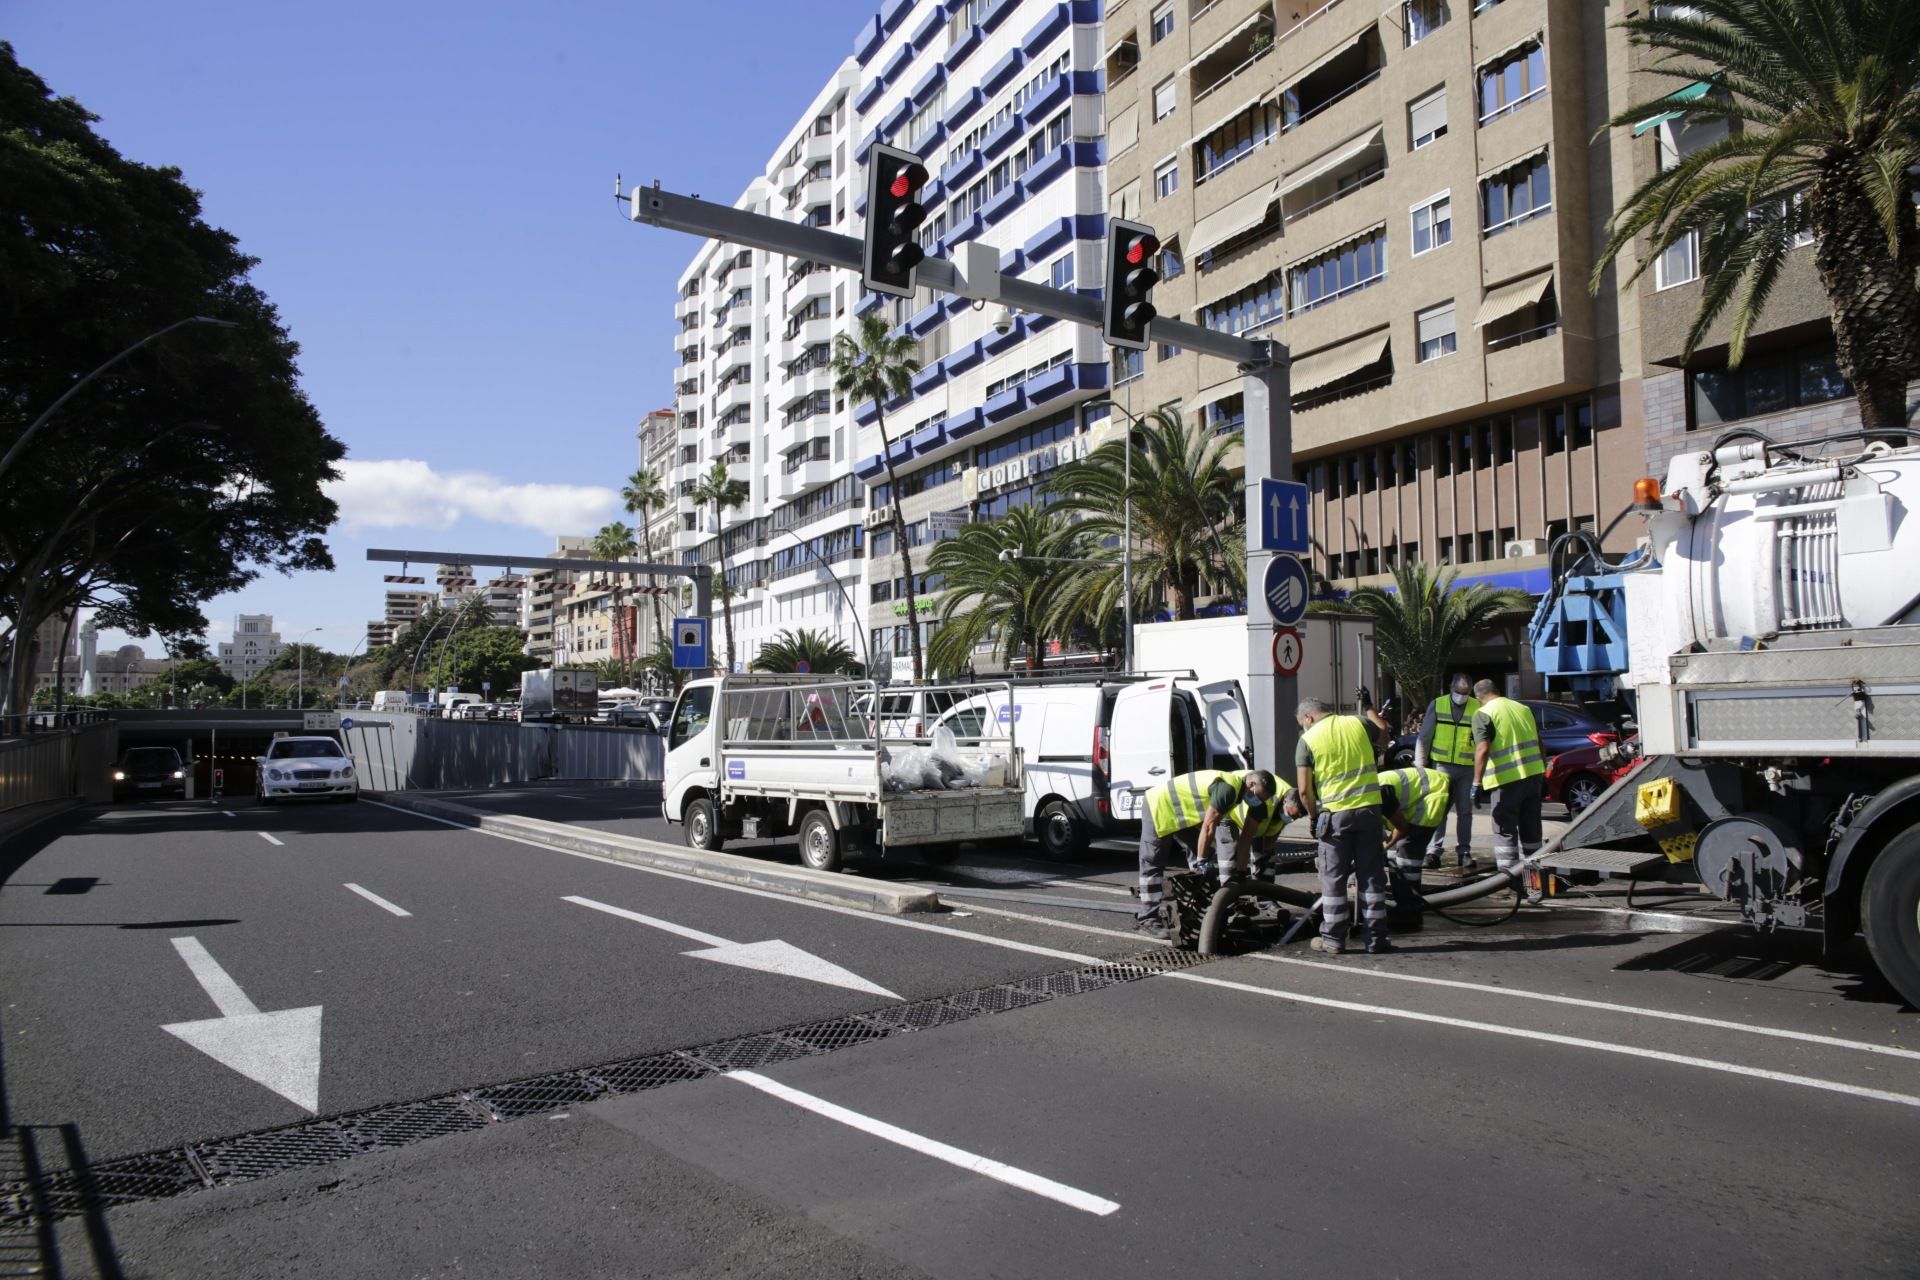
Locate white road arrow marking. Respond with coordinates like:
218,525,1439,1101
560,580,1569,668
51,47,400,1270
563,896,899,999
162,937,323,1114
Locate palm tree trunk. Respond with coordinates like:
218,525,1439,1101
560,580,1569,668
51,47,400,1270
712,502,737,674
1168,574,1194,622
1812,170,1920,431
639,505,670,658
877,408,925,683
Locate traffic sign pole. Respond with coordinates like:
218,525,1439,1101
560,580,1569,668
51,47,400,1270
1239,362,1299,773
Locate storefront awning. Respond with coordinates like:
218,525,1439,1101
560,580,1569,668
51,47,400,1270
1632,78,1715,135
1473,269,1555,328
1290,331,1389,395
1278,126,1385,198
1189,181,1280,257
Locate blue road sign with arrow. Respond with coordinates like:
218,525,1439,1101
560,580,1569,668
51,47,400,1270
1262,554,1310,627
671,617,710,670
1259,478,1310,554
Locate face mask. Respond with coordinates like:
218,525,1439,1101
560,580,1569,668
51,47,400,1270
1451,692,1468,706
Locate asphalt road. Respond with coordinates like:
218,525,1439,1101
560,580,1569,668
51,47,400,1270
4,795,1917,1279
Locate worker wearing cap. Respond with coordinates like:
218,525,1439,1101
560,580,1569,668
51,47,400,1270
1377,765,1451,927
1134,769,1301,940
1470,680,1547,904
1416,673,1480,872
1295,694,1394,955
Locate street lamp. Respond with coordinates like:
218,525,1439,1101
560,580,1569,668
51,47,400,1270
0,316,241,485
775,528,871,675
294,627,322,710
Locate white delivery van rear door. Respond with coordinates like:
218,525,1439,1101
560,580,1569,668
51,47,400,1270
1106,680,1174,825
1192,680,1255,771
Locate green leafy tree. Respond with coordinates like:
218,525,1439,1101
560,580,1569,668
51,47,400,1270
688,461,748,674
1045,409,1243,623
621,468,671,657
0,44,345,713
632,648,687,697
925,507,1080,676
429,626,538,697
1593,1,1920,428
167,656,232,695
373,605,451,691
591,521,639,684
752,627,860,675
1310,562,1531,715
831,311,925,682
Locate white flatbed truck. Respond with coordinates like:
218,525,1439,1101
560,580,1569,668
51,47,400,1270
661,675,1026,872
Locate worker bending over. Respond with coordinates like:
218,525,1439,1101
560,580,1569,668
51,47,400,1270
1295,694,1393,955
1470,679,1547,904
1135,769,1302,940
1377,765,1452,927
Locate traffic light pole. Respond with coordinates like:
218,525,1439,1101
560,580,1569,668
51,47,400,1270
627,180,1300,769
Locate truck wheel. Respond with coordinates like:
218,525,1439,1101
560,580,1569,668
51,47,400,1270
1862,827,1920,1009
1037,800,1087,861
798,809,842,873
684,798,725,852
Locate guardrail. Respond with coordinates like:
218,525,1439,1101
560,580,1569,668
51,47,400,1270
0,721,115,814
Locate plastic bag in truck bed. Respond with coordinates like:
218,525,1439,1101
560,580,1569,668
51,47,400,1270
880,725,995,791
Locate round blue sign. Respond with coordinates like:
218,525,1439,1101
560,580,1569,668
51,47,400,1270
340,717,355,730
1262,555,1310,627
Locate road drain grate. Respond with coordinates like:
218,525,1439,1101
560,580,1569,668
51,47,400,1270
1,946,1205,1229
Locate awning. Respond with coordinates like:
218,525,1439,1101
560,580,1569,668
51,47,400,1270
1191,378,1243,410
1102,32,1138,62
1478,29,1543,70
1185,92,1265,147
1474,270,1555,328
1189,181,1280,257
1290,331,1389,395
1278,126,1384,197
1632,78,1715,135
1185,9,1270,72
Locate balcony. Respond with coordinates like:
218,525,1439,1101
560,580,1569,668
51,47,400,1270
675,294,701,322
715,379,754,415
1190,7,1274,105
798,178,833,211
787,271,832,311
784,315,833,346
803,131,834,166
1280,30,1382,136
1276,126,1385,226
779,458,837,498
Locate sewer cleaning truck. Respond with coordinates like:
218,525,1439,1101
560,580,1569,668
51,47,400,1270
1525,429,1920,1007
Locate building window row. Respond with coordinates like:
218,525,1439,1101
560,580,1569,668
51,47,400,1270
773,475,864,531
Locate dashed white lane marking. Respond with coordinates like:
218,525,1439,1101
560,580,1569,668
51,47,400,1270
343,883,412,918
220,810,236,818
258,832,284,847
1038,879,1134,897
1165,971,1920,1110
727,1070,1120,1216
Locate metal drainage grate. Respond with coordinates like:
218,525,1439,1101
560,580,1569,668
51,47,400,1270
1,946,1205,1229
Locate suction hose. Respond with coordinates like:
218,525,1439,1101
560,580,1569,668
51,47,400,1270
1196,866,1528,956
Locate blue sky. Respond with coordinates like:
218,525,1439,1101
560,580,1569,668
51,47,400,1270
11,0,869,658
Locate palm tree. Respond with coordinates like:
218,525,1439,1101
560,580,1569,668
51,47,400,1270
1312,562,1531,716
925,506,1080,676
688,460,749,673
1594,1,1920,428
620,468,672,657
752,627,859,675
1044,408,1243,624
830,310,925,682
591,522,639,685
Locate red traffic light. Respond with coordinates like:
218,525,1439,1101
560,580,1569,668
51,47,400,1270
889,164,927,199
1125,234,1160,265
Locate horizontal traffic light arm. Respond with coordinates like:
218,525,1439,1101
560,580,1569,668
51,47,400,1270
366,548,712,616
629,182,1273,368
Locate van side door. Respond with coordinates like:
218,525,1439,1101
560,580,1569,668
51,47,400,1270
1106,681,1174,826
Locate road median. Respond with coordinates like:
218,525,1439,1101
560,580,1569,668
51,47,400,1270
367,790,944,916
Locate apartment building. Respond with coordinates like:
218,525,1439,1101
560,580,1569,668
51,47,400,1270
669,66,870,671
848,0,1112,675
521,536,593,663
1101,0,1649,589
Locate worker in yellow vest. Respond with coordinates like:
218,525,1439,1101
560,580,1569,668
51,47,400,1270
1469,679,1548,904
1135,768,1301,939
1295,693,1394,955
1416,673,1480,871
1377,765,1452,927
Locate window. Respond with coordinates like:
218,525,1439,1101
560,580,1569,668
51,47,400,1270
1050,253,1074,290
1150,1,1174,42
1153,77,1177,121
1408,88,1448,149
1154,157,1180,199
1195,100,1282,182
1571,399,1594,449
1205,394,1245,435
1655,230,1700,289
1687,341,1851,430
1113,346,1145,384
1481,152,1552,236
906,95,944,149
1200,274,1285,334
1416,301,1457,362
1288,227,1388,315
1411,191,1452,255
1404,0,1449,44
1543,405,1566,455
1478,40,1547,124
1494,416,1514,464
1160,238,1184,279
1112,180,1143,222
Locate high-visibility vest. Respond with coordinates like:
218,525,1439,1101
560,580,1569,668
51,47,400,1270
1145,770,1241,835
1427,695,1476,767
1230,779,1296,840
1482,697,1546,787
1379,766,1451,829
1302,715,1381,812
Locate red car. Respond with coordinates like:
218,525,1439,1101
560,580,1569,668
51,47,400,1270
1546,734,1639,814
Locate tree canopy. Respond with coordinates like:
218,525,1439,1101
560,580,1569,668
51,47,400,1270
0,43,346,711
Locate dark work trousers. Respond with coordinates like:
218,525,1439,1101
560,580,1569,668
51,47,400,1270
1386,825,1433,922
1136,820,1196,923
1424,762,1476,863
1315,807,1389,950
1490,774,1545,893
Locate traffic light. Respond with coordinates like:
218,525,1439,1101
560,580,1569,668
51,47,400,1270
1102,218,1161,351
863,143,930,299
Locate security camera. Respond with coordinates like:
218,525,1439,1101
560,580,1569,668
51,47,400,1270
993,305,1018,336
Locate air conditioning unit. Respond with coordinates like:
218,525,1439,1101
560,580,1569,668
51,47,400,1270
865,505,896,529
1504,538,1546,559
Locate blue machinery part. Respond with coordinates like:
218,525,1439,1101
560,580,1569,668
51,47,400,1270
1528,570,1632,695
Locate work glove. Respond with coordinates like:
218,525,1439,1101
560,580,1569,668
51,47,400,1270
1354,685,1373,711
1471,784,1487,807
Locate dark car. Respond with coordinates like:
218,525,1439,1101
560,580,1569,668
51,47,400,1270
1547,734,1639,814
610,704,661,731
113,746,187,800
1384,699,1621,769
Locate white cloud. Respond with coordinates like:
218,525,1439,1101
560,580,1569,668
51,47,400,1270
326,459,620,537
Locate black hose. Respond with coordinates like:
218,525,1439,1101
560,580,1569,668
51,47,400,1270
1195,867,1530,954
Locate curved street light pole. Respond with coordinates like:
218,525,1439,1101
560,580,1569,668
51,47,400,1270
0,316,241,485
776,528,871,676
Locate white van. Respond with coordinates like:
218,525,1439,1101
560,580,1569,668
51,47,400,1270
371,691,410,712
925,675,1252,859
